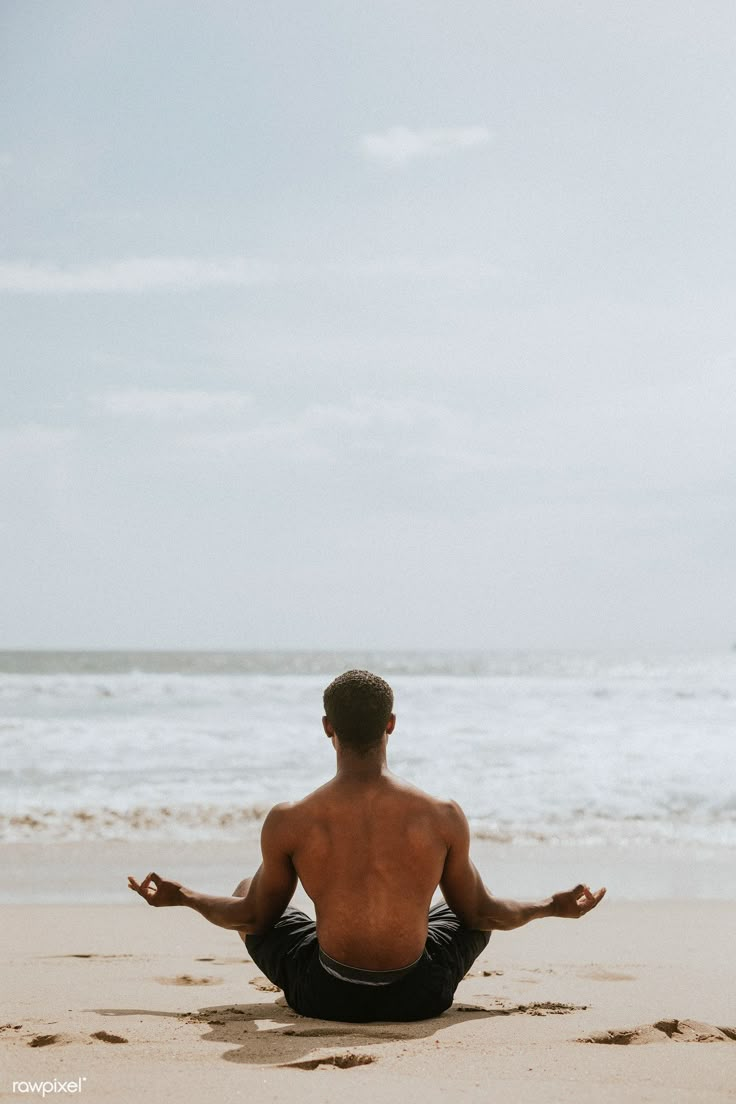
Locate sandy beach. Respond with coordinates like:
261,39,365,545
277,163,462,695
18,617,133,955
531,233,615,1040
3,653,736,1102
3,887,735,1103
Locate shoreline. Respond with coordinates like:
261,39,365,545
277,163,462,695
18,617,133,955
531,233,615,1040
3,837,736,904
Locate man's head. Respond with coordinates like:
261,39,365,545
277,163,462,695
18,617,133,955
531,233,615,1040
322,669,395,753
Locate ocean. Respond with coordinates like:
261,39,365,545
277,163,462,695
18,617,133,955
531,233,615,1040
2,649,735,852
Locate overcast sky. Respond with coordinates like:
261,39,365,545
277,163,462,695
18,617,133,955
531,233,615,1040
2,1,735,650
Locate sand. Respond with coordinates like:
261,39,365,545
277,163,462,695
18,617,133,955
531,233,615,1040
2,896,735,1104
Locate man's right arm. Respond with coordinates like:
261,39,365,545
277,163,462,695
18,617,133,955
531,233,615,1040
438,801,605,931
128,804,297,934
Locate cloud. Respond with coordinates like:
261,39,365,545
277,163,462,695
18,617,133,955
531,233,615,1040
358,125,491,166
176,395,491,475
0,252,495,293
92,388,252,420
0,256,278,293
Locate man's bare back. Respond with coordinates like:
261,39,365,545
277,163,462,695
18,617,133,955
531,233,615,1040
277,773,452,969
129,670,605,1022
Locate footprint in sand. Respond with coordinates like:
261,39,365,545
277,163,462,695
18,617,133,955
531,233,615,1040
156,975,224,986
27,1030,126,1048
578,968,637,982
582,1020,736,1045
28,1034,68,1048
91,1031,128,1044
280,1051,376,1070
249,976,281,993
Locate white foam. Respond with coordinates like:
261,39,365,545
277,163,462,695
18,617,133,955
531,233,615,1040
1,651,735,846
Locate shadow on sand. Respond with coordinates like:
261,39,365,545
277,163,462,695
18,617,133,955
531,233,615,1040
91,998,534,1066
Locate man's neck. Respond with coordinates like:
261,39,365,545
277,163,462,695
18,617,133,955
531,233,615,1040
334,745,389,782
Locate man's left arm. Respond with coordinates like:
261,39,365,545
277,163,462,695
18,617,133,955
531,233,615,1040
439,800,605,931
128,804,297,935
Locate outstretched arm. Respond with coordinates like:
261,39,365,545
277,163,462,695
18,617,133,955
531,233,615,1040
439,801,605,931
128,804,297,935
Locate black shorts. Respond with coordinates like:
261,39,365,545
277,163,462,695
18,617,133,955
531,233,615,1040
244,902,491,1023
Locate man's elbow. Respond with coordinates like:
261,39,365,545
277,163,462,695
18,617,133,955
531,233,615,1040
448,902,487,932
463,912,511,932
228,904,259,934
237,906,282,936
239,919,266,935
464,903,518,932
485,916,515,931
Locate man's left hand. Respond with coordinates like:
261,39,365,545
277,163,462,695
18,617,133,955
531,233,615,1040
551,884,606,918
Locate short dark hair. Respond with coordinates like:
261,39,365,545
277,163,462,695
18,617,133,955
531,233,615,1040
323,669,394,751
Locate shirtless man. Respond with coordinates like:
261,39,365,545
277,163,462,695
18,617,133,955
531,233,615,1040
129,669,605,1022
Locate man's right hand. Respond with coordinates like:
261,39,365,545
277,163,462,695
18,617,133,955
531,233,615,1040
551,884,606,918
128,871,184,907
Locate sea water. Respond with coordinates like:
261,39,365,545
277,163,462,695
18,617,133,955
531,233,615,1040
2,650,734,851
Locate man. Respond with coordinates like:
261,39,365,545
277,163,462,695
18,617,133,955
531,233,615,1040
130,669,605,1022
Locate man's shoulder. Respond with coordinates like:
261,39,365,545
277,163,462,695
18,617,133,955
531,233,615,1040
430,795,469,832
263,800,296,820
392,777,465,813
261,782,469,830
259,800,310,859
409,790,470,847
260,800,298,838
261,788,325,830
388,778,469,830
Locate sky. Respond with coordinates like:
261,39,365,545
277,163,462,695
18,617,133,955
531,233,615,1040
1,0,735,651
